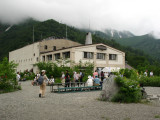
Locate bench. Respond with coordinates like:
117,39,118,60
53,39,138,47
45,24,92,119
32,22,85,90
57,86,102,93
50,82,86,92
50,84,102,93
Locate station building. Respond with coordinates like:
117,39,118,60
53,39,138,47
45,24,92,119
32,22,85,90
9,33,125,73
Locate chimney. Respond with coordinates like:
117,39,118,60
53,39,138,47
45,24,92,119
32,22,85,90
85,32,92,45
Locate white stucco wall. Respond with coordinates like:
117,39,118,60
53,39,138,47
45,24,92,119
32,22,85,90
9,42,40,72
73,44,125,70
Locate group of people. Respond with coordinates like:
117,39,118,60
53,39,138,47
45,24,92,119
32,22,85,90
144,70,154,77
87,70,110,86
61,70,84,87
32,72,54,86
36,69,110,98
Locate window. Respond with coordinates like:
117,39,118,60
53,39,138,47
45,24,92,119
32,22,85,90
36,57,39,62
55,53,60,60
97,53,105,60
109,54,117,60
63,52,70,59
84,52,93,59
44,45,48,49
42,56,45,61
53,46,56,51
47,55,52,61
33,53,35,56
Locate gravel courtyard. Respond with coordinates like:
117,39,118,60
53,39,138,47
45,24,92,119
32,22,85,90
0,81,160,120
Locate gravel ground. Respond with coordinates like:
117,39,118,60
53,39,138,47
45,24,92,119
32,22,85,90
0,81,160,120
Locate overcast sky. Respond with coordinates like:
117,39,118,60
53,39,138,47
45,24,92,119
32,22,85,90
0,0,160,37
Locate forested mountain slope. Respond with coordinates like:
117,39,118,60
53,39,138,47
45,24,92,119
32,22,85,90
0,18,159,75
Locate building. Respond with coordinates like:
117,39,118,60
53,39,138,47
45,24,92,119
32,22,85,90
9,38,81,72
9,33,125,73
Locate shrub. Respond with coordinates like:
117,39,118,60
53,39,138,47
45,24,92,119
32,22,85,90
54,78,62,83
140,76,160,87
35,60,94,82
0,57,21,93
20,71,35,80
112,76,142,103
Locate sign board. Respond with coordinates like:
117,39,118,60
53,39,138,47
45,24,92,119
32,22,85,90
96,45,107,50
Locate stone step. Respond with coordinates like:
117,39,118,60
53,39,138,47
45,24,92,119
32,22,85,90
150,97,159,100
147,94,153,97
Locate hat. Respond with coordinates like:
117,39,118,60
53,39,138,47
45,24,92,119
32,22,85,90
88,75,91,79
41,70,46,73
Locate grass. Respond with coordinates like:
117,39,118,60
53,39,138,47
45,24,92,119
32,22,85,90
140,99,150,104
101,116,109,120
123,117,130,120
155,115,160,118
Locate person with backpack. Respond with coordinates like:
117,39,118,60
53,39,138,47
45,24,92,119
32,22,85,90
79,70,84,84
38,70,48,98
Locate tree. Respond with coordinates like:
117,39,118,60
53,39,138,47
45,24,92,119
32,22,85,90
0,57,19,91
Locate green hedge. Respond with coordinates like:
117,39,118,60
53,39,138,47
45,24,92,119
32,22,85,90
112,76,142,103
0,81,21,94
140,76,160,87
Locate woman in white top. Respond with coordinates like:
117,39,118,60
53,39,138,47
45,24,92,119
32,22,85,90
150,71,153,77
61,72,65,86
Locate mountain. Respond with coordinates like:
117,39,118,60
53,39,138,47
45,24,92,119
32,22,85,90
82,29,134,39
115,34,160,61
0,18,87,60
83,28,160,61
0,18,160,75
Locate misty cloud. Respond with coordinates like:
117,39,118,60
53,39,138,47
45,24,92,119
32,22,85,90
0,0,160,38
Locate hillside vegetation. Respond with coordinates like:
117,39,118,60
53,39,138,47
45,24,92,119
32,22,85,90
115,34,160,61
0,18,160,75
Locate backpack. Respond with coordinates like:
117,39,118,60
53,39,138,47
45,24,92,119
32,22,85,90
38,76,44,85
82,73,84,77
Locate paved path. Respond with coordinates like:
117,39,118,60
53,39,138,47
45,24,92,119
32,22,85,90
0,81,160,120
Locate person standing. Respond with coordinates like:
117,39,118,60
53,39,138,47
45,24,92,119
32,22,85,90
79,70,84,84
65,70,70,87
144,70,148,77
101,71,104,82
93,70,98,79
16,72,21,82
61,72,65,86
73,72,78,86
150,71,153,77
39,70,48,98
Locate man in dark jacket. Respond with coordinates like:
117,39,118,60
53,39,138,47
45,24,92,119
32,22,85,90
65,70,70,87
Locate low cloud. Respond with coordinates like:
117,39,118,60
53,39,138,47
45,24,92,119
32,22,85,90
0,0,160,38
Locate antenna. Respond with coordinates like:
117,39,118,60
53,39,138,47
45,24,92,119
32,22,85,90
66,24,67,39
33,26,34,43
89,19,90,30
